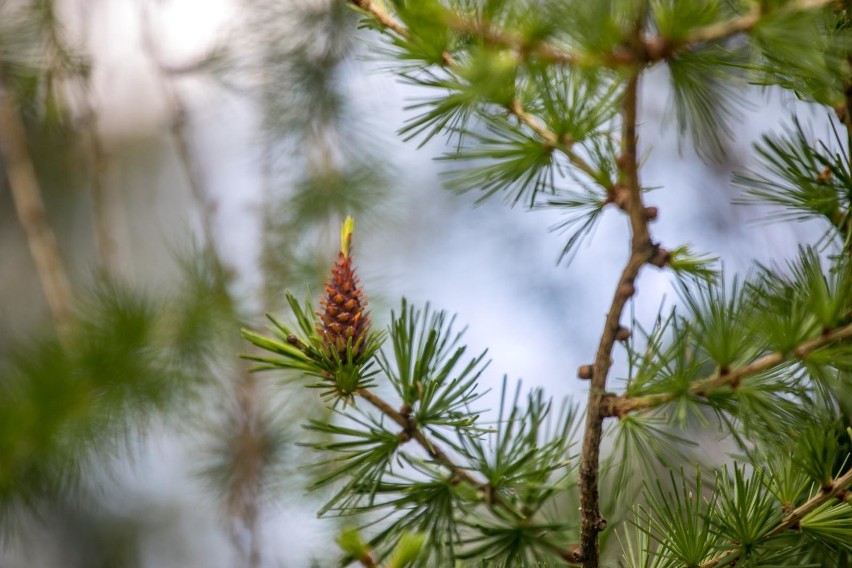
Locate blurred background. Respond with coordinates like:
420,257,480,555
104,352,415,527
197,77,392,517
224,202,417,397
0,0,834,566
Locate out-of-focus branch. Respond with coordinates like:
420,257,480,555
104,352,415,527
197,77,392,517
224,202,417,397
139,4,223,278
226,361,264,568
75,8,118,276
85,115,116,274
349,0,835,69
0,72,74,339
139,5,263,566
604,322,852,417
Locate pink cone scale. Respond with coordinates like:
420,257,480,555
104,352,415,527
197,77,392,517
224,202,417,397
317,217,370,360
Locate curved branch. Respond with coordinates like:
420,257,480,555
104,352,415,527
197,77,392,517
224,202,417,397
604,322,852,417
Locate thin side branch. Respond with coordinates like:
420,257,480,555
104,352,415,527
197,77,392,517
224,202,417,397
0,72,74,339
140,4,225,280
445,15,590,67
604,322,852,417
656,0,836,57
356,388,578,564
349,0,835,71
356,389,502,507
699,468,852,568
346,0,615,192
507,100,615,192
77,18,117,276
765,468,852,538
348,0,407,36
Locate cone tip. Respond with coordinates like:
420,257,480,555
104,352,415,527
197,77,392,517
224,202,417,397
341,216,355,257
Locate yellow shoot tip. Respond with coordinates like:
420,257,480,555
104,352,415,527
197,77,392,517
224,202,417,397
340,216,355,257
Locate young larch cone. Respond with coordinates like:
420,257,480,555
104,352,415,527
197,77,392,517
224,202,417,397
318,217,370,360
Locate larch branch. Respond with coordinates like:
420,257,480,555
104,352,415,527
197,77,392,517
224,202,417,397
357,389,501,507
642,0,835,61
356,388,579,564
687,0,834,45
0,73,74,340
507,100,615,192
350,0,835,74
698,468,852,568
604,322,852,417
346,0,615,192
348,0,407,36
576,67,656,567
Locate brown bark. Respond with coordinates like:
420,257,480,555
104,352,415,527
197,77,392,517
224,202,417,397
0,74,74,339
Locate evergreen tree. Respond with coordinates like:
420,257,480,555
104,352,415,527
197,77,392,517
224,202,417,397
243,1,852,566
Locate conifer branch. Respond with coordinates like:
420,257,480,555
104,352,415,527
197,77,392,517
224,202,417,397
356,387,579,563
140,4,226,282
346,0,616,192
604,321,852,417
77,33,116,276
443,15,590,67
0,71,74,340
348,0,407,36
642,0,836,61
507,100,615,192
766,467,852,537
356,388,506,511
349,0,834,74
576,63,657,566
698,468,852,568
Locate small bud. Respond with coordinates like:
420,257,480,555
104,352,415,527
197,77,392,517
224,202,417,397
644,36,670,61
650,247,671,268
615,326,631,342
595,517,608,531
567,544,582,562
286,334,307,351
618,282,635,298
612,185,630,209
578,365,593,380
644,206,658,221
336,528,370,561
